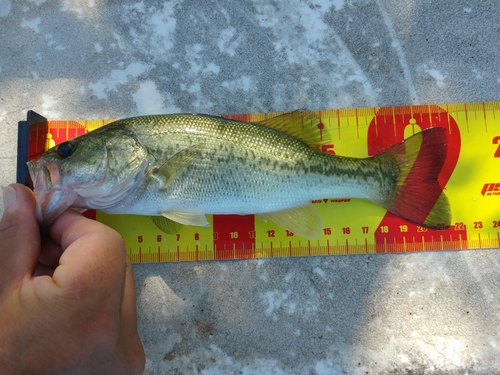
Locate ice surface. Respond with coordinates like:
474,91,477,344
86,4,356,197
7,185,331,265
1,1,500,374
0,0,11,17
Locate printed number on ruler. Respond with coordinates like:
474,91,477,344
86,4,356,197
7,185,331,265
25,103,500,263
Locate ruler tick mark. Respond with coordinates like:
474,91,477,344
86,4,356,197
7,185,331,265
24,103,500,263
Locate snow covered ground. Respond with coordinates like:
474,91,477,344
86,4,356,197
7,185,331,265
1,1,500,374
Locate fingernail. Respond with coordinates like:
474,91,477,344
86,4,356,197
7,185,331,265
3,185,17,210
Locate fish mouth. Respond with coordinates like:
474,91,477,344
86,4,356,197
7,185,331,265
27,159,78,228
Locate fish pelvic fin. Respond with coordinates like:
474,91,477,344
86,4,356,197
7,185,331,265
375,127,451,229
160,210,210,227
151,216,184,235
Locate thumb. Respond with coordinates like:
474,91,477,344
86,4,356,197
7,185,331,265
0,184,41,288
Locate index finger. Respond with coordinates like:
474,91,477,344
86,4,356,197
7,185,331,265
45,210,128,306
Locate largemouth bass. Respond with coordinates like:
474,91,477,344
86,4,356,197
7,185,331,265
27,111,450,238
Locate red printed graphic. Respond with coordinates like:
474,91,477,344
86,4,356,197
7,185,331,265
213,214,255,259
481,183,500,196
493,136,500,158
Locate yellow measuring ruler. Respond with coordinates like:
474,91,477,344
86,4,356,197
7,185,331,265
17,102,500,263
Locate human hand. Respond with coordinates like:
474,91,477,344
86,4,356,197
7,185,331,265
0,184,145,375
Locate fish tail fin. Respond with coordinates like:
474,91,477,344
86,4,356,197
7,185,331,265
375,127,451,229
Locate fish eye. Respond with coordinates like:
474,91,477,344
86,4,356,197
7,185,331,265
57,141,76,159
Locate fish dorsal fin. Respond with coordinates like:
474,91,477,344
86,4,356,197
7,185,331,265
256,111,329,148
152,143,205,190
259,204,322,239
151,216,184,234
160,210,210,227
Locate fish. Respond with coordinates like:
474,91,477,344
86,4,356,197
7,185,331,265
27,111,451,239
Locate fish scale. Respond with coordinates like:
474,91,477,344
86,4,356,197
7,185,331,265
17,102,500,263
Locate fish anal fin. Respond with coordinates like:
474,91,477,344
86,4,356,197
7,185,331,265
153,144,205,190
151,216,184,235
259,204,322,239
256,111,330,148
376,127,451,229
160,210,210,227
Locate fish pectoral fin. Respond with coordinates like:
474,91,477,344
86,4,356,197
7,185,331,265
160,210,210,227
259,204,322,239
153,143,206,190
256,111,330,148
151,216,184,234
